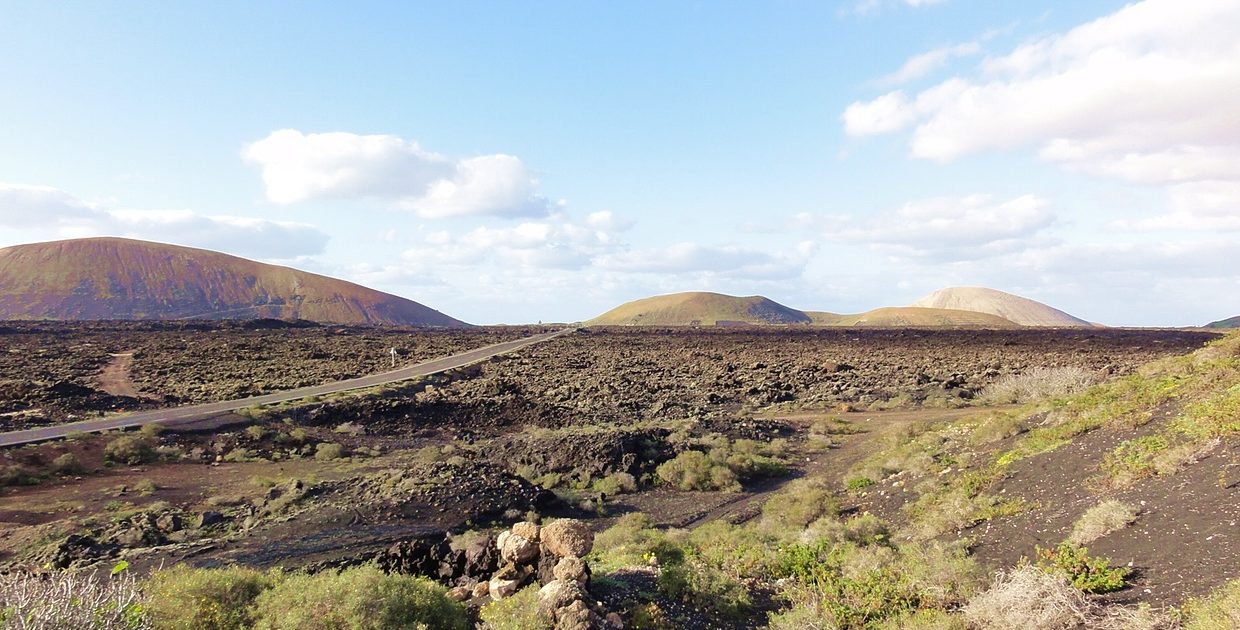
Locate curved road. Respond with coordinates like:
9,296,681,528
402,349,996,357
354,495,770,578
0,328,573,448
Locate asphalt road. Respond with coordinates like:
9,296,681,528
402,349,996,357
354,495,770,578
0,328,573,448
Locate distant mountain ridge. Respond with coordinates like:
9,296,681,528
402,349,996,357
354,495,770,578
590,290,1080,328
0,237,467,326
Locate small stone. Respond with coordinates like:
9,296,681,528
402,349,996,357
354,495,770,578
446,585,471,602
472,581,491,599
489,577,520,600
605,612,625,629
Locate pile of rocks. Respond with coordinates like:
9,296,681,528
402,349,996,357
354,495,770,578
450,518,622,630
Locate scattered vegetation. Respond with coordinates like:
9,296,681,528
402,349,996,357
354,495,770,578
314,442,347,461
1182,578,1240,630
656,437,786,492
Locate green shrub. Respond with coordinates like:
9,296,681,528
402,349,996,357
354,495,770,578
592,472,638,495
244,425,269,441
0,464,38,486
144,564,275,630
51,452,84,475
846,476,875,491
1034,542,1130,593
105,435,156,465
478,585,549,630
140,423,166,438
758,478,839,534
251,565,468,630
656,451,739,492
314,442,347,461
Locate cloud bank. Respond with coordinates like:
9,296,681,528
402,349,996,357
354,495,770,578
0,183,328,259
244,130,553,218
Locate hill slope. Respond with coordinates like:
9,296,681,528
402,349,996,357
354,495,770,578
1205,315,1240,329
0,237,467,326
912,286,1092,327
589,292,811,326
813,306,1020,328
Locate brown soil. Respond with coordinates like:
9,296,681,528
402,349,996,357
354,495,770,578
0,324,1232,618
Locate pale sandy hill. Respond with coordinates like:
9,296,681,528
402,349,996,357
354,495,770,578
588,292,811,326
816,307,1020,328
0,237,467,326
911,287,1092,327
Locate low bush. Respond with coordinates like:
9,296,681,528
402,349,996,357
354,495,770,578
478,585,548,630
656,450,739,492
104,435,156,466
144,564,275,630
314,442,347,461
758,478,839,534
981,366,1097,404
1066,500,1139,545
244,425,269,441
51,452,83,475
251,565,468,630
592,472,638,495
963,565,1090,630
1035,542,1130,593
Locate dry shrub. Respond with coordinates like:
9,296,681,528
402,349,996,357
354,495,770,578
0,570,149,629
1066,500,1140,545
962,565,1090,630
981,367,1097,404
1183,578,1240,630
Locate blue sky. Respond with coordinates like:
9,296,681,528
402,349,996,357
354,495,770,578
2,0,1238,325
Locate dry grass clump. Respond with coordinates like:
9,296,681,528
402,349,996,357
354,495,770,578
0,570,149,629
981,366,1096,404
1066,500,1140,545
962,565,1091,630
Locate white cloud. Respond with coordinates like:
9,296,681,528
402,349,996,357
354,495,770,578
0,183,328,259
813,194,1055,261
400,213,624,272
842,91,917,136
849,0,947,16
243,129,552,218
844,0,1240,162
0,183,99,227
1113,181,1240,232
878,41,981,86
598,241,816,280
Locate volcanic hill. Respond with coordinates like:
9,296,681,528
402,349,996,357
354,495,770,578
1205,315,1240,329
808,306,1019,328
588,291,812,326
911,286,1093,327
0,237,466,326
